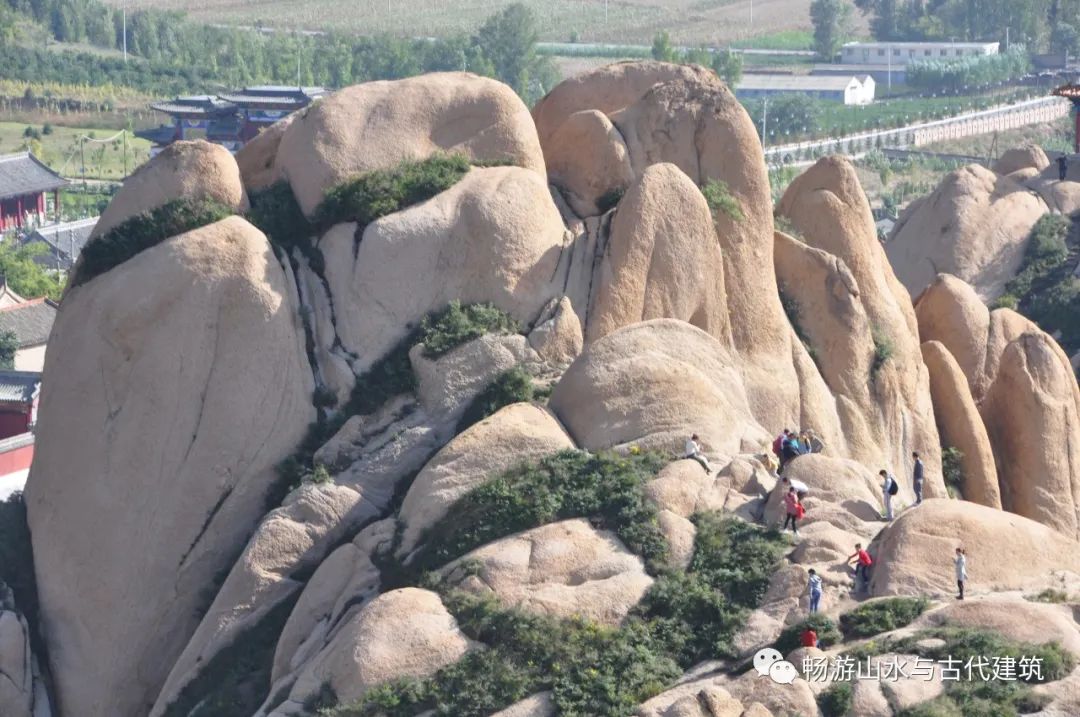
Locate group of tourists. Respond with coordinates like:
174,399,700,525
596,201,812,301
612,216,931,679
682,432,969,614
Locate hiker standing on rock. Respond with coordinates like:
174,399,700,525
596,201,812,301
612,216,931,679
912,452,925,505
783,486,801,535
685,434,712,474
955,547,967,600
880,469,898,520
848,543,873,594
807,568,823,614
1060,154,1069,182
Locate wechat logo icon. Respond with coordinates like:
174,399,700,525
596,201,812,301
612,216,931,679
753,647,799,685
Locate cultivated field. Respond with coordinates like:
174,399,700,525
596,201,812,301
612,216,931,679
101,0,839,46
0,122,152,180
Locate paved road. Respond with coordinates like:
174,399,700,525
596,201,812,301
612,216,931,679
536,41,814,57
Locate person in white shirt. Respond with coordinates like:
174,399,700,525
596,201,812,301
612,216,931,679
955,547,967,600
880,469,896,520
781,476,809,501
685,434,711,474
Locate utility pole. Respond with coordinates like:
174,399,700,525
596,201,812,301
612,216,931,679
1005,27,1009,51
761,96,768,150
749,0,753,28
122,4,127,62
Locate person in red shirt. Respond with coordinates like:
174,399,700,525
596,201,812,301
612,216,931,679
801,627,818,648
847,543,874,594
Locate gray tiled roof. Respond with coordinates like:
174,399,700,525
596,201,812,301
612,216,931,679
0,299,57,348
28,218,97,271
0,153,68,201
0,370,40,403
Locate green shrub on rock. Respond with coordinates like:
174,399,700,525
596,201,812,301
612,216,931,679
818,680,854,717
455,366,536,433
839,596,929,639
774,613,842,653
419,301,520,358
73,198,234,286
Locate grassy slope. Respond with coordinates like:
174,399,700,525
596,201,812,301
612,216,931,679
98,0,867,46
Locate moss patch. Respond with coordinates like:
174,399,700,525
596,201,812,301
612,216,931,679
702,179,744,222
839,596,930,639
73,198,233,286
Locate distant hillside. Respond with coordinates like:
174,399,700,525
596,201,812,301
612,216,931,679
98,0,833,46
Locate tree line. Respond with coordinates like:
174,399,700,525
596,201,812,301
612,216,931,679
0,0,558,101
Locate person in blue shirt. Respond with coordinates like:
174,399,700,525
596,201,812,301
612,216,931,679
807,569,823,614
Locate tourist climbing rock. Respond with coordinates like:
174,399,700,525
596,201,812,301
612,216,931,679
684,434,711,474
807,568,823,614
848,543,874,593
881,469,898,520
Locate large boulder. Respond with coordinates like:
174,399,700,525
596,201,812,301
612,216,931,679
91,140,248,239
319,166,566,370
587,163,729,345
914,274,993,398
869,500,1080,597
284,588,473,707
914,598,1080,657
0,610,32,717
276,73,546,215
920,341,1001,509
550,319,768,454
778,156,942,479
442,519,654,626
886,164,1048,301
26,216,315,717
397,402,575,555
235,113,297,193
544,109,634,217
992,145,1049,176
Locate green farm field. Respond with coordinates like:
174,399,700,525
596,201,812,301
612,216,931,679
100,0,853,47
0,122,151,180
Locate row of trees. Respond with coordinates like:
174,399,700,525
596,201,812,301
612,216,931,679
0,1,558,102
650,31,744,87
906,45,1032,93
853,0,1080,52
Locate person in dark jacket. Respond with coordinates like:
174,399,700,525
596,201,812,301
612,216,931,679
912,451,925,505
1060,154,1069,182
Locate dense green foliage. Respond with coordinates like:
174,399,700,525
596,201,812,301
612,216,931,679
314,154,472,237
651,31,743,86
907,47,1031,94
779,286,819,365
0,494,38,630
247,181,318,268
701,179,744,222
72,198,233,286
419,301,520,359
0,1,556,101
0,241,61,300
456,366,536,433
942,446,964,498
774,613,843,653
742,93,823,140
840,597,930,638
811,0,855,60
162,595,300,717
407,450,671,577
818,681,855,717
634,514,790,665
871,324,895,377
994,214,1080,355
332,513,787,716
0,329,17,370
853,0,1080,48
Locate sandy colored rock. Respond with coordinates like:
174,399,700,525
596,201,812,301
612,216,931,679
276,73,545,215
713,669,819,717
887,164,1048,301
645,459,732,518
545,109,634,217
766,456,891,529
920,341,1001,509
778,156,943,481
491,692,556,717
91,140,248,239
320,166,565,370
152,483,363,716
528,296,584,365
1025,176,1080,214
870,499,1080,597
914,273,992,398
443,519,653,626
0,610,31,717
637,677,749,717
287,588,473,706
588,163,730,345
993,145,1050,175
26,216,315,717
981,328,1080,537
532,61,709,146
235,113,297,193
398,403,575,555
915,598,1080,656
550,319,768,454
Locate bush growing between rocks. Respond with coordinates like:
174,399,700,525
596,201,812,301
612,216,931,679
313,154,472,238
818,680,854,717
0,492,38,628
871,324,894,377
247,180,318,269
942,447,964,499
407,449,670,576
419,301,520,358
839,596,929,638
701,179,744,222
455,366,536,434
73,198,234,286
1026,588,1071,604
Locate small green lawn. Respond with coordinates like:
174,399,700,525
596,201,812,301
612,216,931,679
0,121,150,180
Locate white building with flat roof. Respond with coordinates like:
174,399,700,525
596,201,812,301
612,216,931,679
841,41,999,66
736,74,876,105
